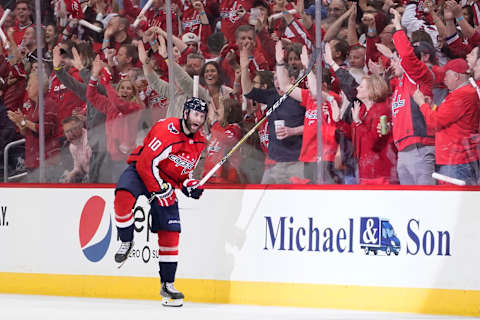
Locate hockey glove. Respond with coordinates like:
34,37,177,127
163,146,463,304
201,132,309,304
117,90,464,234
181,179,204,199
151,182,176,206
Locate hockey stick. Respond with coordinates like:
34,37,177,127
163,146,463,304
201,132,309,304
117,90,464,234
133,0,154,27
0,10,10,49
197,48,319,187
432,172,466,186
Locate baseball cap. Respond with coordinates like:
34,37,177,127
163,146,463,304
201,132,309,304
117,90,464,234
305,4,315,17
442,58,469,74
414,41,435,57
182,32,199,44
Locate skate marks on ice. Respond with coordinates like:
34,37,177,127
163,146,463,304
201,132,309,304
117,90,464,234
0,294,477,320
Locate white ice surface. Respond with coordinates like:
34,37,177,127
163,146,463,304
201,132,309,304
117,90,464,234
0,294,477,320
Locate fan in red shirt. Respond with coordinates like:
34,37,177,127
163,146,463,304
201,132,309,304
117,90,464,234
106,43,138,84
1,60,27,112
219,0,252,43
276,44,342,183
220,24,269,87
181,0,209,36
270,0,313,52
365,24,395,69
180,0,213,58
203,98,244,184
101,15,132,55
11,0,34,47
7,73,59,181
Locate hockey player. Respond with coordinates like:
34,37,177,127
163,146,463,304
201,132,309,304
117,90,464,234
112,97,208,307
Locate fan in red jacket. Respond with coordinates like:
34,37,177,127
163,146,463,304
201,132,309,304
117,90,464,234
413,59,480,185
336,76,397,185
112,97,208,307
86,57,143,180
389,9,435,185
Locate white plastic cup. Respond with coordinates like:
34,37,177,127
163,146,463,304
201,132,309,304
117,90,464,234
193,75,199,97
274,120,285,138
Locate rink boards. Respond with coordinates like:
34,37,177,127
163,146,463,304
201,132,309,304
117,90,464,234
0,185,479,316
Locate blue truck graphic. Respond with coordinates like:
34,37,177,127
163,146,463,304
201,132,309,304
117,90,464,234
360,217,401,255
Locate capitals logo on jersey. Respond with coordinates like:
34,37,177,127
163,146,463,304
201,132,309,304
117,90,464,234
168,153,195,175
183,17,201,30
392,92,405,117
207,140,221,154
220,2,244,23
22,100,32,111
305,109,317,126
53,84,67,93
168,122,180,135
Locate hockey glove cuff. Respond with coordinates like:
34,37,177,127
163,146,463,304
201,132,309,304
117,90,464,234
151,182,176,206
181,179,203,199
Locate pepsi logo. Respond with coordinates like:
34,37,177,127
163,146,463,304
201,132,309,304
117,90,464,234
79,196,112,262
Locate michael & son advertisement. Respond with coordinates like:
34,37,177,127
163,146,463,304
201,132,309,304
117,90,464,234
0,187,479,292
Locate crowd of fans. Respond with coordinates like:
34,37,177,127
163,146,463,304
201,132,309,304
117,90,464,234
1,0,480,185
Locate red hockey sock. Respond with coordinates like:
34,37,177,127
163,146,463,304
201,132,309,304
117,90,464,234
114,190,136,229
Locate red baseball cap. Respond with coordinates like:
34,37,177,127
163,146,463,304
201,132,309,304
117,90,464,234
442,58,469,74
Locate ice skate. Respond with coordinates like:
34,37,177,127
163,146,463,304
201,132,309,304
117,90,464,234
115,241,133,268
160,282,184,307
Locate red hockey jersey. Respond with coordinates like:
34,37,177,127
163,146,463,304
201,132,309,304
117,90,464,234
300,89,340,163
420,83,480,165
219,0,252,43
21,96,59,169
48,67,86,137
202,121,243,184
123,0,180,36
2,62,27,111
391,30,434,151
135,117,207,193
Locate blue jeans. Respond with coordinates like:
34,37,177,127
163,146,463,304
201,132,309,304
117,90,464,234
437,162,479,185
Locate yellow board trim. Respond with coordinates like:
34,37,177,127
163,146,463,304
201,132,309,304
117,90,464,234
1,272,479,316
